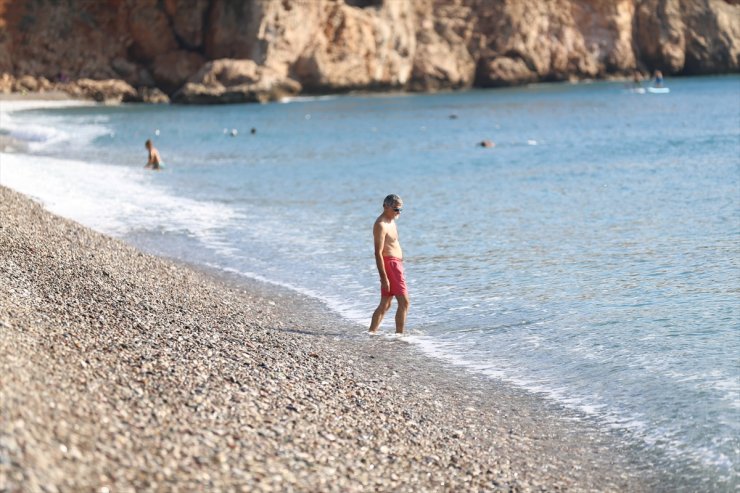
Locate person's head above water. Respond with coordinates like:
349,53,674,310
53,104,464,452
145,139,153,149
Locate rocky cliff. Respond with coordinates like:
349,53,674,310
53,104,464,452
0,0,737,102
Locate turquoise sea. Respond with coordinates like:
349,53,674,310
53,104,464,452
1,75,738,489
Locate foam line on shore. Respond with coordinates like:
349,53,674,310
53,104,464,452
214,264,371,327
0,99,101,151
0,152,242,245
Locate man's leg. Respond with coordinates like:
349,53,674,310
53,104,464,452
369,296,393,332
394,294,409,334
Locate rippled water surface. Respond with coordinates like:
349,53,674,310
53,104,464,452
2,76,738,488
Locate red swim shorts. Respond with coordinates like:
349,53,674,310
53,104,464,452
381,256,408,297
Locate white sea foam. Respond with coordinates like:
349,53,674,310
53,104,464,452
0,99,105,151
0,102,227,237
0,152,242,246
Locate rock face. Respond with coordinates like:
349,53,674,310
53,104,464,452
635,0,740,74
68,78,138,103
0,0,737,102
473,0,641,86
173,59,301,103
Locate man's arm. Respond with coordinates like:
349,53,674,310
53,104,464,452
373,221,389,293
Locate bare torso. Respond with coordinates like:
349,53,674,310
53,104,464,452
149,149,161,165
375,215,402,259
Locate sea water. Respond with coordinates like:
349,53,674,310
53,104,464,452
1,76,738,489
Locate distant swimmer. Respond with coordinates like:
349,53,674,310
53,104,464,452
369,194,409,334
653,70,664,88
144,139,163,170
479,140,495,148
251,127,256,135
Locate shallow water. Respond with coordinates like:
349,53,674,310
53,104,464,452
2,76,738,488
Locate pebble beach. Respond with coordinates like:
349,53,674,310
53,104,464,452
0,184,661,492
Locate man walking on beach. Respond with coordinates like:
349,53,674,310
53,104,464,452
369,194,409,334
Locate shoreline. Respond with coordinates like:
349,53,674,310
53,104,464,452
0,184,667,491
0,73,687,106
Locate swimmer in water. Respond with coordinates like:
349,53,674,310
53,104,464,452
144,139,163,170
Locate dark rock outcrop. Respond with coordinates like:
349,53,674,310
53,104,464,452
172,58,301,104
65,79,138,103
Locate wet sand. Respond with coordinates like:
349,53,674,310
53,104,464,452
0,184,660,491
